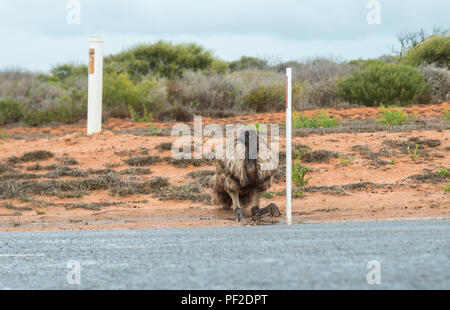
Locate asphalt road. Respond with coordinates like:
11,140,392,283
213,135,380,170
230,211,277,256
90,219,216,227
0,219,449,289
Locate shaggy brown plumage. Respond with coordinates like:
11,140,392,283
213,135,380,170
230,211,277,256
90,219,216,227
212,130,280,222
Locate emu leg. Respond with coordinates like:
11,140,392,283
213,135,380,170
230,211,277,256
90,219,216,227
230,192,245,222
251,203,281,221
250,192,261,221
252,192,260,209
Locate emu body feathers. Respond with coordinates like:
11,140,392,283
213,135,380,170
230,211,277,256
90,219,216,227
211,130,279,222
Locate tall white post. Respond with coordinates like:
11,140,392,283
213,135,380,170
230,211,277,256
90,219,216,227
87,36,104,135
286,68,292,225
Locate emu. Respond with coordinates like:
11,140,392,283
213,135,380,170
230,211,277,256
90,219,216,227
212,129,281,222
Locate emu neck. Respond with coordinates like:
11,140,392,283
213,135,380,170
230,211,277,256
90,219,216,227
245,159,257,181
245,145,258,182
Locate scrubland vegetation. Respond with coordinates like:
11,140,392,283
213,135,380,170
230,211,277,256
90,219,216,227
0,30,449,126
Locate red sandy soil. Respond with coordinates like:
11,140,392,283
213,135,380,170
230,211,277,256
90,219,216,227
1,103,448,136
0,103,448,231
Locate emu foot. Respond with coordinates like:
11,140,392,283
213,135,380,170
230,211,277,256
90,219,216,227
268,203,282,217
234,208,246,222
251,203,281,221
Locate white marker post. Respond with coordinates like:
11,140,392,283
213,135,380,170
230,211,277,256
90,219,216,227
87,36,104,135
286,68,292,225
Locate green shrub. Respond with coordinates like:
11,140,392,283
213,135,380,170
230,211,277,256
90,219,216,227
105,41,216,80
243,82,305,113
407,144,420,161
292,110,339,129
292,164,311,198
443,183,450,193
402,34,450,69
339,156,354,166
52,84,88,124
338,63,429,106
210,59,229,74
135,77,166,118
103,72,164,120
22,100,86,126
375,106,414,126
53,101,87,124
49,64,88,83
435,167,450,178
0,98,24,125
229,56,268,71
242,82,285,113
444,109,450,123
103,72,142,118
22,109,52,126
347,59,387,68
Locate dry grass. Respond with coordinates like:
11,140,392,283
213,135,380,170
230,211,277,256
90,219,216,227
7,150,54,164
408,168,449,184
125,154,212,168
303,150,339,163
155,142,173,152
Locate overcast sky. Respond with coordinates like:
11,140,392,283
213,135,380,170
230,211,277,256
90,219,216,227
0,0,448,72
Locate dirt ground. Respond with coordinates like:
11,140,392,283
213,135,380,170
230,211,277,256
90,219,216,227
0,103,449,231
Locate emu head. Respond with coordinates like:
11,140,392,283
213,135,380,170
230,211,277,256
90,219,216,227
237,129,259,165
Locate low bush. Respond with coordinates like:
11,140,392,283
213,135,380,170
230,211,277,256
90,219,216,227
292,110,339,129
304,77,340,108
273,58,355,109
0,98,23,125
407,144,421,161
24,103,87,126
155,105,193,122
210,59,229,74
444,110,450,123
303,150,339,163
417,64,450,103
0,71,44,104
402,33,450,69
8,150,54,163
242,82,285,113
243,81,306,113
444,183,450,193
277,58,355,84
103,72,144,118
167,71,240,115
292,164,311,198
338,62,429,107
49,64,88,84
103,72,165,120
375,106,414,126
0,68,88,126
435,167,450,178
